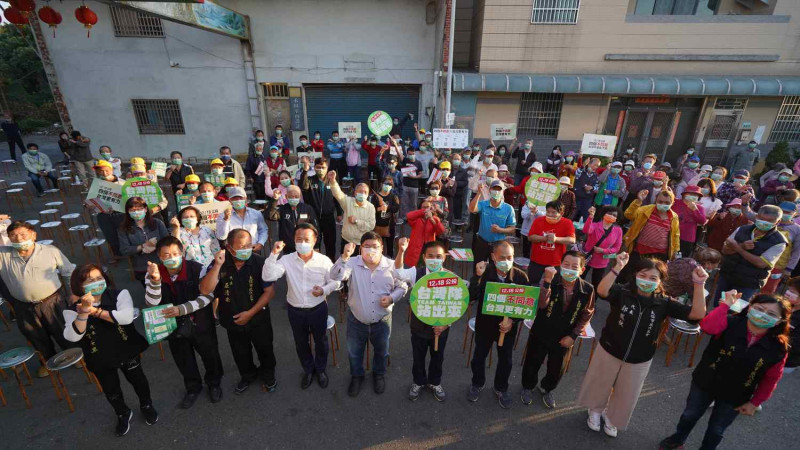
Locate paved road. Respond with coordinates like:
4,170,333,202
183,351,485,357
0,136,797,449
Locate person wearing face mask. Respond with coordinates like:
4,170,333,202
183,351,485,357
330,233,409,397
521,253,595,409
21,143,58,197
299,158,344,262
696,178,722,221
582,206,623,286
218,177,239,202
398,147,424,219
96,145,122,178
404,200,446,267
557,151,582,185
573,157,601,222
467,241,530,409
165,150,194,194
470,180,517,270
361,135,383,182
371,177,401,256
57,130,70,164
117,197,169,284
674,155,700,197
663,246,722,301
244,142,267,200
197,181,219,205
248,129,265,156
327,172,377,253
0,221,76,378
91,160,126,263
145,237,222,407
545,145,563,175
751,202,800,295
625,154,658,209
436,161,457,220
716,205,787,303
660,293,789,450
614,144,639,166
66,130,94,187
64,264,155,436
176,174,202,204
781,277,800,374
264,145,287,193
527,200,577,284
393,238,454,402
378,153,404,197
759,168,796,205
325,131,347,183
265,170,293,207
595,161,627,208
389,112,413,137
729,140,761,175
622,190,680,276
620,160,635,186
262,225,340,389
636,170,668,206
467,149,498,194
269,125,290,151
267,185,319,254
447,157,469,221
511,139,537,185
169,206,220,269
295,134,314,155
706,199,751,252
415,138,434,179
671,185,708,257
310,131,325,153
218,146,246,187
676,146,697,172
216,187,268,254
578,254,707,438
716,169,756,210
426,180,449,218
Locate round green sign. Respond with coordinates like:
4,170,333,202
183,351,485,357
524,173,562,207
409,271,469,327
121,176,164,210
368,110,394,137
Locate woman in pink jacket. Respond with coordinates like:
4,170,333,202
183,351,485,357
582,205,623,285
671,185,707,257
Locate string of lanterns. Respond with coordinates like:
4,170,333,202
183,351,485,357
4,1,97,38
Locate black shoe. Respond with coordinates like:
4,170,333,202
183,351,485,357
178,391,200,409
348,376,364,397
115,410,133,436
215,318,220,327
208,386,223,403
234,379,250,395
262,379,277,393
659,437,685,449
140,404,158,425
301,373,314,390
317,371,329,389
373,374,386,394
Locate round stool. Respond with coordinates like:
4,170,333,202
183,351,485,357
84,238,107,265
308,315,340,368
665,318,703,367
57,176,71,191
61,213,82,230
37,239,53,245
46,348,101,412
60,169,72,178
0,297,11,331
395,219,404,226
39,209,60,223
69,225,92,256
45,201,67,215
451,219,466,232
132,308,165,360
5,188,25,211
508,235,522,254
0,347,36,408
40,221,65,243
448,234,464,244
464,318,493,368
564,323,597,373
1,160,18,177
0,179,7,190
10,181,30,198
24,219,40,229
514,257,530,272
44,188,65,203
514,318,534,350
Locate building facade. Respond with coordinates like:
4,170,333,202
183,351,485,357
450,0,800,167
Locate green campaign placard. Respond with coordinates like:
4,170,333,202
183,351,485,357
368,110,393,137
142,304,177,344
524,173,562,207
409,271,469,327
121,177,164,209
176,193,194,209
204,173,226,187
482,282,539,320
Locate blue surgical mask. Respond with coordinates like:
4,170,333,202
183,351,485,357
490,191,503,201
235,248,253,261
295,242,313,255
779,176,790,183
181,218,197,229
186,183,198,192
28,150,38,156
635,277,659,293
381,184,392,193
83,280,107,296
201,192,215,203
231,199,247,210
494,260,513,273
560,267,579,282
407,154,416,161
748,143,757,149
711,173,722,181
755,219,774,231
129,210,146,221
425,258,444,273
643,162,653,170
220,154,231,161
656,204,671,212
11,239,33,251
747,308,779,328
162,256,182,270
287,198,300,207
355,193,367,203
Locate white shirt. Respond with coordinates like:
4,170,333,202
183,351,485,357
330,255,408,324
698,196,723,219
262,251,341,308
216,207,269,245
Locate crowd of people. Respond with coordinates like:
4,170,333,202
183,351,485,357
0,122,797,450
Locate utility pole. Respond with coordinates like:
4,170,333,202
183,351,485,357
444,0,456,129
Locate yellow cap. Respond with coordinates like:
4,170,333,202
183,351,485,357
131,164,146,173
210,158,224,166
439,161,451,170
223,177,238,186
93,159,113,169
130,157,145,165
185,174,201,184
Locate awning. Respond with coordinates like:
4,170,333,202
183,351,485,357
453,73,800,97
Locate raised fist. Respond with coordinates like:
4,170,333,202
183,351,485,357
342,242,356,259
397,237,409,253
213,249,225,266
272,241,285,255
146,261,160,281
543,266,557,282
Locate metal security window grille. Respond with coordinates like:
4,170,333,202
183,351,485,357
769,96,800,143
263,83,290,99
132,100,185,135
714,97,748,111
109,6,164,38
517,93,563,138
531,0,581,24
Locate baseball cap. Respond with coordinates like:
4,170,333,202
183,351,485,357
683,185,703,197
624,160,635,167
726,198,743,207
185,174,201,184
210,158,224,166
93,160,113,170
490,179,504,189
228,187,246,199
439,161,451,170
660,162,673,169
610,161,623,168
223,177,238,186
484,149,494,156
688,155,700,162
130,157,145,165
131,164,146,173
734,169,750,178
700,164,713,172
779,201,797,213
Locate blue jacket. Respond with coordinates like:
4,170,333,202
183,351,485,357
326,140,346,159
378,158,404,197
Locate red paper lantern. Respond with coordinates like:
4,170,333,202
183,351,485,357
74,5,98,38
38,6,62,37
3,7,29,27
9,0,36,18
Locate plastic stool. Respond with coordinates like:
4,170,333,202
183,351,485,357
45,348,101,412
665,318,703,367
5,188,25,211
45,201,67,215
39,209,60,223
564,323,597,373
1,160,18,177
464,318,493,368
0,347,36,408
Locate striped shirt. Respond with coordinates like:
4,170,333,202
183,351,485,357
637,211,672,255
144,277,214,316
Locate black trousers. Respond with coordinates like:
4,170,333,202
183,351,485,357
319,215,338,262
582,265,606,286
13,293,74,360
520,333,570,392
680,239,696,258
470,323,518,392
411,329,449,386
6,135,24,160
226,314,276,384
167,328,223,393
97,212,124,256
330,159,347,182
287,303,329,375
527,261,548,286
473,235,492,270
253,179,266,200
382,236,394,257
452,195,464,222
93,356,152,416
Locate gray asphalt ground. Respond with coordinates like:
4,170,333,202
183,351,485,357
0,136,797,449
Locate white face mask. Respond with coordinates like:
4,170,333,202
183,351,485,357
295,242,313,255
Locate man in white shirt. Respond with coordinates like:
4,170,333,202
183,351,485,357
262,223,341,389
216,187,268,253
330,231,408,397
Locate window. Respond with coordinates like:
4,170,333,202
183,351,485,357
517,93,563,138
132,100,185,135
263,83,289,99
531,0,581,24
769,96,800,143
109,6,164,37
634,0,717,16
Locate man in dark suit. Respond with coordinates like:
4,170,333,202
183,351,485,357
511,139,537,185
300,157,343,261
467,240,530,409
266,185,319,254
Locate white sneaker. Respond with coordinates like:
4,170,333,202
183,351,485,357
587,409,602,432
601,411,617,438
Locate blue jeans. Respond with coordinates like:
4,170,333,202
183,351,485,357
28,170,57,194
712,274,759,307
574,198,593,222
665,382,740,450
346,310,391,377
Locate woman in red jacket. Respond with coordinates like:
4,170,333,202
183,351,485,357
404,200,446,267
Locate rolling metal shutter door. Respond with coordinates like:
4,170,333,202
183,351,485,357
304,84,420,138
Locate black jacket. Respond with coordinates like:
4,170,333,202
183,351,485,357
215,252,271,331
720,224,787,289
511,146,537,176
469,264,530,342
267,202,319,253
533,275,595,342
158,260,214,333
787,312,800,368
400,159,424,189
598,284,692,364
300,170,343,218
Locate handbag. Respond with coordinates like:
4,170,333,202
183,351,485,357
173,315,195,339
